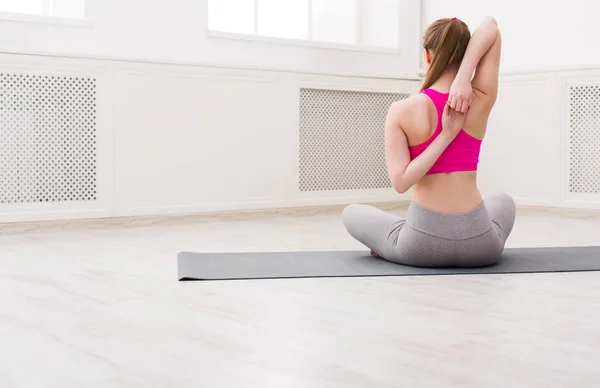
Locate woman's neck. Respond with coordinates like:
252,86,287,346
428,69,459,93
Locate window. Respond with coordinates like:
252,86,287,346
207,0,401,50
0,0,86,20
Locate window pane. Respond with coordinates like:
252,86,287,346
0,0,43,15
312,0,357,45
258,0,308,40
362,0,400,49
50,0,85,19
208,0,254,34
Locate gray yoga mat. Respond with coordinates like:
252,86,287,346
178,246,600,281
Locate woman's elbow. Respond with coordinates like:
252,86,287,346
395,187,408,195
484,16,497,25
479,16,499,33
388,168,410,194
391,179,409,194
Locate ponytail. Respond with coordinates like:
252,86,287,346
420,18,470,92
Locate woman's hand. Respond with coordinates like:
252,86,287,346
441,103,467,139
448,77,472,113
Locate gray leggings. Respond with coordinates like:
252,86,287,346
342,193,516,268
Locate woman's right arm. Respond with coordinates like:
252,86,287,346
449,17,501,112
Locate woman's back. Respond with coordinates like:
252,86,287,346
397,84,493,213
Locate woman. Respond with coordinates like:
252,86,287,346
343,16,515,268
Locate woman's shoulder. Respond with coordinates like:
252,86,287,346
388,93,431,120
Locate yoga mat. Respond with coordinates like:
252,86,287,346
177,246,600,281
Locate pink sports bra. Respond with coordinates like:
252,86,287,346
408,88,482,175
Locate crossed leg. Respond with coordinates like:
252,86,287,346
342,204,405,259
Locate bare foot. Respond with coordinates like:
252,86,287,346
370,250,382,258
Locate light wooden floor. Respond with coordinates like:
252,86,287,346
1,207,600,387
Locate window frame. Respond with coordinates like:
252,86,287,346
0,0,89,27
206,0,403,55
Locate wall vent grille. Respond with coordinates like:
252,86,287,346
299,88,408,192
0,73,97,204
568,84,600,195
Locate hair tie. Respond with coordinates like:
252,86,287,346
450,17,457,22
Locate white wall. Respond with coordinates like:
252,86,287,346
478,74,561,206
422,0,600,73
113,63,420,217
3,49,600,225
478,69,600,210
0,0,421,79
0,52,419,223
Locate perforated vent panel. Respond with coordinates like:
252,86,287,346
0,73,97,204
568,84,600,194
299,88,408,192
